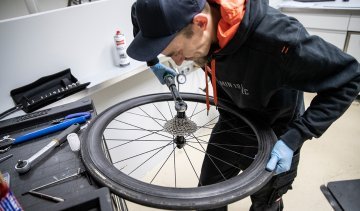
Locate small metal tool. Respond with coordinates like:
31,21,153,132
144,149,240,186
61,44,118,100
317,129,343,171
28,190,64,203
22,168,84,195
15,124,80,174
0,154,13,163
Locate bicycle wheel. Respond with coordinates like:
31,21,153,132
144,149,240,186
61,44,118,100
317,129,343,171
81,93,276,210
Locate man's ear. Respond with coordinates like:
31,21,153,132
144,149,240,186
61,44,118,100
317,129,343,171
193,14,208,30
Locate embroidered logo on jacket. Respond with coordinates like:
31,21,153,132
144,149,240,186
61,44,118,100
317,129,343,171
218,80,249,95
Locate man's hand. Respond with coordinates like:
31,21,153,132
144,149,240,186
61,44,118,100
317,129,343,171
266,140,294,175
150,63,177,84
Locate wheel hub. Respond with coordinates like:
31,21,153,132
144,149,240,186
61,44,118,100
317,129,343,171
174,136,186,149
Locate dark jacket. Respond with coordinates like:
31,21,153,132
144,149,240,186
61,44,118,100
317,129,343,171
211,0,360,151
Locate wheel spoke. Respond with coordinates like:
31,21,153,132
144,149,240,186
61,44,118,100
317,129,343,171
167,101,174,118
125,111,167,122
128,141,172,175
113,141,173,164
192,133,226,182
185,143,242,170
150,146,177,184
189,107,207,119
139,106,165,129
189,102,199,120
197,115,219,129
173,142,177,188
105,138,171,142
201,117,241,128
191,127,257,139
153,103,168,121
106,128,161,131
107,131,162,150
186,140,257,148
189,134,255,160
112,119,173,139
183,147,202,186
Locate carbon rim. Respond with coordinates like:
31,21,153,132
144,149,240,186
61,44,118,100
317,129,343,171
81,93,276,210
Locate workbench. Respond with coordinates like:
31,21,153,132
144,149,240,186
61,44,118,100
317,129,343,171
0,98,122,210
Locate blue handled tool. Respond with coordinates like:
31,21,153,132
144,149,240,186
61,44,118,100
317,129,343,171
0,112,91,152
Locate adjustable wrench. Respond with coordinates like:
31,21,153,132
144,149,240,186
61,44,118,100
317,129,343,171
15,124,80,174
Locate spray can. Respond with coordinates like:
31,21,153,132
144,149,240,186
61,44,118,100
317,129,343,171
0,172,23,211
114,30,130,67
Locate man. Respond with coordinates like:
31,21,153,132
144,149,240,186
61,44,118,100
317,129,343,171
127,0,360,210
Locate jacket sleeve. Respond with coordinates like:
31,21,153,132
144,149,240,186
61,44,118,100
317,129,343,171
279,27,360,151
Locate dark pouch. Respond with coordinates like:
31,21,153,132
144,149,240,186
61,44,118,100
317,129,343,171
9,68,90,113
267,152,300,204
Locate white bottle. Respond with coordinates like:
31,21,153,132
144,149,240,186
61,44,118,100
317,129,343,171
114,30,130,67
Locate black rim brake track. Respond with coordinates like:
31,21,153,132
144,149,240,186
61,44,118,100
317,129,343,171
81,93,276,210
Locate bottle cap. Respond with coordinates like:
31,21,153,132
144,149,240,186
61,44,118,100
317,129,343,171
67,133,80,152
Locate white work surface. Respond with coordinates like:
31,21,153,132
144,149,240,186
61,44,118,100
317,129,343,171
0,0,158,118
278,0,360,10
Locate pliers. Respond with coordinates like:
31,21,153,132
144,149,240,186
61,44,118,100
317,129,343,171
0,112,91,153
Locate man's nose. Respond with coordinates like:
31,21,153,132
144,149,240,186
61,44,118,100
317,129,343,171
172,54,184,66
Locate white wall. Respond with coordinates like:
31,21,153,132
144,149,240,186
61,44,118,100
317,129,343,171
269,0,283,8
0,0,142,115
0,0,29,20
0,0,72,20
36,0,68,12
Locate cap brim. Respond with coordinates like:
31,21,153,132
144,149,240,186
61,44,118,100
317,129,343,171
127,31,176,62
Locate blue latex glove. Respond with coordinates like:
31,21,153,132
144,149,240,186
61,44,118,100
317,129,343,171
266,140,294,175
150,63,177,84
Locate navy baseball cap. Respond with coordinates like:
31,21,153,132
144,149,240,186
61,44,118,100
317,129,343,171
127,0,206,62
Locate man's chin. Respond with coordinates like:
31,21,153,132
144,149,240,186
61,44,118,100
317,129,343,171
193,57,208,68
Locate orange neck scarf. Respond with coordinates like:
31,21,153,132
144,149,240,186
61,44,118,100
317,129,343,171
205,0,246,112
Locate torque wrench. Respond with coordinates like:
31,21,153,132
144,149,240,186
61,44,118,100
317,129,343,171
164,75,187,115
15,124,80,174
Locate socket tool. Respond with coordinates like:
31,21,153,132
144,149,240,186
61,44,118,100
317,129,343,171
0,112,90,152
15,124,80,174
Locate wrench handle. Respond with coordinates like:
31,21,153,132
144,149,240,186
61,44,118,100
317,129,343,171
27,124,80,164
53,123,80,146
14,116,87,145
16,124,81,173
